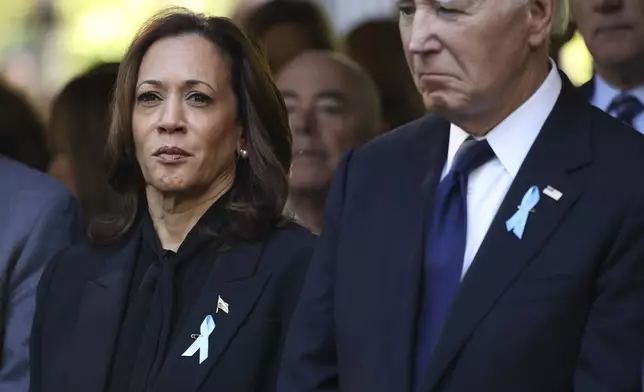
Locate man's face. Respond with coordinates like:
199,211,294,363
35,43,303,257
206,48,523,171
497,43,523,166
397,0,538,119
277,56,367,194
571,0,644,71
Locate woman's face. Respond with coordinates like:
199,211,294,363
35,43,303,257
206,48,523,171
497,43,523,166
132,34,241,195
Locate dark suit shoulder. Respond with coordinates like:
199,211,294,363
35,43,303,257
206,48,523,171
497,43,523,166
355,115,438,160
0,157,75,228
51,223,315,279
43,235,123,293
0,156,70,199
336,115,441,184
332,115,446,200
258,222,315,273
255,223,315,326
587,105,644,180
270,222,316,246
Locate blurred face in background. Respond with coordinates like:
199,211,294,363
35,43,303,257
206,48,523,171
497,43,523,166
571,0,644,86
277,53,379,195
132,34,242,197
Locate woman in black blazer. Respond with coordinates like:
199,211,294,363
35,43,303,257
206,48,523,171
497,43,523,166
30,8,314,392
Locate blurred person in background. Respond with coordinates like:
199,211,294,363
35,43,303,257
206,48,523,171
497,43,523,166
0,80,50,172
345,19,425,130
243,0,336,74
85,62,120,76
48,63,121,228
276,51,382,234
572,0,644,133
230,0,265,25
30,9,314,392
0,157,79,391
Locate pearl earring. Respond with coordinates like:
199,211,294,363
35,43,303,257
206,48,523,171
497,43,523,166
239,149,248,159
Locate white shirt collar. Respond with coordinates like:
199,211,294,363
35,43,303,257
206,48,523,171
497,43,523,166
444,60,562,178
592,74,644,112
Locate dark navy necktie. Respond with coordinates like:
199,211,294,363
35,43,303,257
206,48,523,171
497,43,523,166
414,138,495,384
607,93,644,128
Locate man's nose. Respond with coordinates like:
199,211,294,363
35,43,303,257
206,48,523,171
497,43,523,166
408,9,443,55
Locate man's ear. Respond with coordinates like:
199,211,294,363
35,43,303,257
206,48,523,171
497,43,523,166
526,0,556,47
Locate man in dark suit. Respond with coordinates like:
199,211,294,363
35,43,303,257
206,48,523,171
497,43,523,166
572,0,644,133
0,155,78,391
279,0,644,391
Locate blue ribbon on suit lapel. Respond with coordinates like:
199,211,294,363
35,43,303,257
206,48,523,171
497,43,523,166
182,315,216,364
506,186,540,239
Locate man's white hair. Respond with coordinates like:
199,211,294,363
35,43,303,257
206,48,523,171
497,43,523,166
516,0,570,37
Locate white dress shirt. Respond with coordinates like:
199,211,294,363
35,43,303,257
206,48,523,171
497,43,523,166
441,63,562,278
591,74,644,134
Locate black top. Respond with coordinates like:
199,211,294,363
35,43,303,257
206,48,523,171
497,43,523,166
107,196,227,392
31,199,315,392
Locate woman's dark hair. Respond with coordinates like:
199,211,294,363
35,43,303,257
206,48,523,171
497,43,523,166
244,0,335,51
94,8,292,246
0,80,50,171
49,63,121,227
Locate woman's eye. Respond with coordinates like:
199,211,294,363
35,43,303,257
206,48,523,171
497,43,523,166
137,92,161,104
188,92,212,104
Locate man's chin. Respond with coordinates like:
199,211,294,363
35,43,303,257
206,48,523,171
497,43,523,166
423,92,454,110
422,92,474,119
598,47,644,72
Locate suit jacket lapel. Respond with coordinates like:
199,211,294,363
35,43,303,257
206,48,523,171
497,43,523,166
420,75,594,391
380,117,449,392
64,232,141,391
151,241,267,392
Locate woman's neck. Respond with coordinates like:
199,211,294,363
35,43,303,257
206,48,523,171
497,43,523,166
146,171,234,251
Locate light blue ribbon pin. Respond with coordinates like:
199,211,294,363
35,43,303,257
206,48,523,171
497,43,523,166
505,186,540,239
182,315,215,364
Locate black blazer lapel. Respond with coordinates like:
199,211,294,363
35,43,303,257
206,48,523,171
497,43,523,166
151,241,267,392
379,117,449,392
64,233,141,391
419,74,594,391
